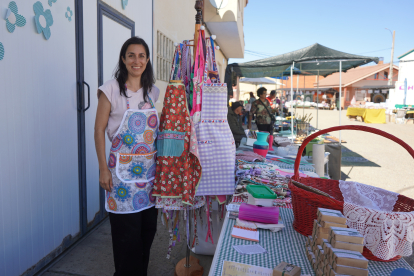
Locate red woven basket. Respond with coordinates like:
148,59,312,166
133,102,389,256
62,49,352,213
288,125,414,262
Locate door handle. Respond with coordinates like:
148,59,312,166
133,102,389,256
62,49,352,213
83,81,90,111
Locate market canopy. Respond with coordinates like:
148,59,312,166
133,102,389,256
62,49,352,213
239,77,278,85
225,43,379,95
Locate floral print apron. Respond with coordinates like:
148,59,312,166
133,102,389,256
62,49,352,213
106,97,158,214
152,81,202,206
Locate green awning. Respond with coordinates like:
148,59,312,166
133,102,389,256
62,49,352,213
225,43,379,95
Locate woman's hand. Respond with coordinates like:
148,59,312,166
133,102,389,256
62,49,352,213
99,168,113,192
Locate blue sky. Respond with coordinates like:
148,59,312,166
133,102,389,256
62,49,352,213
229,0,414,65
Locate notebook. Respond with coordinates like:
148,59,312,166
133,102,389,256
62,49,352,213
231,225,259,242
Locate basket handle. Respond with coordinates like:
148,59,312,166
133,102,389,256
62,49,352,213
292,125,414,180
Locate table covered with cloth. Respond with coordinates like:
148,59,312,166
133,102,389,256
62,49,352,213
346,107,386,124
208,207,414,276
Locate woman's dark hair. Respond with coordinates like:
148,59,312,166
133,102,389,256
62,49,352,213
257,87,267,97
114,36,155,101
249,92,255,98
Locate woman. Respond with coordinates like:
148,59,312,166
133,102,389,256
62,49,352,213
248,87,277,132
227,101,247,147
95,37,159,276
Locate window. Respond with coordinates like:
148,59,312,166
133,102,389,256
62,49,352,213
156,31,174,82
374,73,379,79
356,91,365,101
384,72,388,80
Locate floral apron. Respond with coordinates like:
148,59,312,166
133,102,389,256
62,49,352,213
106,97,158,214
152,81,202,206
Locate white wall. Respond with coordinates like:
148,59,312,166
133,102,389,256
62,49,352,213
153,0,229,113
0,0,154,275
0,1,79,275
390,52,414,106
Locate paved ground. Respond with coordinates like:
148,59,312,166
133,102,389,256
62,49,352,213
42,109,414,276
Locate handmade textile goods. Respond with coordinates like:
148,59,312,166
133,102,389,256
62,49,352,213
339,180,414,260
152,81,202,206
106,97,158,213
236,151,266,162
180,41,193,111
233,160,292,207
190,29,205,124
195,39,235,196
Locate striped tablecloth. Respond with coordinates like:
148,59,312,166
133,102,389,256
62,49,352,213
208,208,414,276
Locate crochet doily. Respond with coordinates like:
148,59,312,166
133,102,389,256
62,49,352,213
340,181,414,260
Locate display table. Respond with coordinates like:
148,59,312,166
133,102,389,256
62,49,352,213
208,208,414,276
346,107,386,124
363,108,386,124
346,107,366,117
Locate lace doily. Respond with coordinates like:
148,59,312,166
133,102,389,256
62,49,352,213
339,180,398,212
339,181,414,260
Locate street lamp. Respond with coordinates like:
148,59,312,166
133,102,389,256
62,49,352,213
385,28,395,85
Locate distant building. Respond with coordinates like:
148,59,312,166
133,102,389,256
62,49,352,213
388,48,414,107
316,60,399,108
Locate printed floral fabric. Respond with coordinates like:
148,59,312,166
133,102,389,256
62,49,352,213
116,152,157,183
153,82,202,206
155,196,205,211
249,99,273,125
106,108,158,214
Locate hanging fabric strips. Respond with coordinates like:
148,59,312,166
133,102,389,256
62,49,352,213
190,30,205,124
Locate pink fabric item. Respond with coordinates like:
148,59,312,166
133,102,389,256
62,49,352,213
239,203,279,224
276,169,308,178
236,151,266,162
190,30,205,122
98,79,160,141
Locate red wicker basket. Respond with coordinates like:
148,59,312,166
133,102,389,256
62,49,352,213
288,125,414,262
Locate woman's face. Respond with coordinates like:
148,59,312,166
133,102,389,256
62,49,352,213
122,44,149,78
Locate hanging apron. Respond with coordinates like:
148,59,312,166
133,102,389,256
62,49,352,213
152,81,202,206
195,41,235,196
106,96,159,214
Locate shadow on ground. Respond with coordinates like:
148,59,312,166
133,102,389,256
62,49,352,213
341,146,380,167
44,215,213,276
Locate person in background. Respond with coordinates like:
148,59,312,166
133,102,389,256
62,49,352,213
248,87,278,132
228,102,247,147
243,99,251,125
248,92,256,121
276,96,281,106
266,90,277,108
229,95,236,106
248,92,256,104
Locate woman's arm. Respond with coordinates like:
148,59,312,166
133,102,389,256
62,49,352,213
94,91,112,192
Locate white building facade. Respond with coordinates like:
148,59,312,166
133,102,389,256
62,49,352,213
0,0,247,275
389,49,414,106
